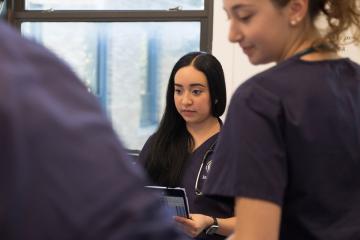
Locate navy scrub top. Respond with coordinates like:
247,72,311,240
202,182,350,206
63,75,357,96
204,53,360,240
140,133,234,240
0,21,188,240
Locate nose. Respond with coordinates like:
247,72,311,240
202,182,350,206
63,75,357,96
181,92,193,105
228,20,243,43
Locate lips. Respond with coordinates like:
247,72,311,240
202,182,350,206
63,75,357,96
181,110,196,116
242,45,254,55
181,110,196,113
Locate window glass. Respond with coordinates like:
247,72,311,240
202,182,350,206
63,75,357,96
22,22,200,149
0,1,7,17
26,0,204,10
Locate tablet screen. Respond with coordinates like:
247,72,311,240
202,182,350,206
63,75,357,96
145,186,190,218
163,195,188,218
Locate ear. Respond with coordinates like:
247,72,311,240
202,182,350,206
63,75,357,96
287,0,309,26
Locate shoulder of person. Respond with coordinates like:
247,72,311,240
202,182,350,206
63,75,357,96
229,77,283,122
232,57,305,105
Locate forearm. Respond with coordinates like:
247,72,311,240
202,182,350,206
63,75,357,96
234,197,281,240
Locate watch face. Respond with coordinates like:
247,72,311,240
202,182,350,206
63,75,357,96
205,225,219,235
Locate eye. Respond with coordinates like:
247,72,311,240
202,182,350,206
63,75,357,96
174,88,182,95
236,14,252,23
192,89,203,95
232,9,254,23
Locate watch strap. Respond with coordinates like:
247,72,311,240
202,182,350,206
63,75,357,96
211,216,218,226
205,217,219,235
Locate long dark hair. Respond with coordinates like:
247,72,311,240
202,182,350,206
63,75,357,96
144,52,226,187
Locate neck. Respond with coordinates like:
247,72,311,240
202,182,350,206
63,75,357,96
278,20,324,62
186,117,220,151
280,34,320,62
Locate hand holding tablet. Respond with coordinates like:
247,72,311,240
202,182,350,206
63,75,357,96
145,186,190,218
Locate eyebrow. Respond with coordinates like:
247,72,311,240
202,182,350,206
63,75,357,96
223,3,252,12
174,83,207,88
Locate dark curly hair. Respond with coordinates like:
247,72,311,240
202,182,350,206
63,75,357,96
272,0,360,50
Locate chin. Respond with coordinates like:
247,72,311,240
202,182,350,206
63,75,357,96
248,58,262,65
249,55,273,65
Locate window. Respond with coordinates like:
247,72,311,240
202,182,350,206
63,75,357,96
9,0,214,150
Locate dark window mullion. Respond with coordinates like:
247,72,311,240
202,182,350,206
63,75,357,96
200,19,209,52
204,0,213,52
13,0,24,11
13,10,209,21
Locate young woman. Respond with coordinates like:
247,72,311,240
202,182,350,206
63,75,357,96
204,0,360,240
139,52,234,240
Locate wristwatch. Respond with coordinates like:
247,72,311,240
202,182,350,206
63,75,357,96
205,217,219,235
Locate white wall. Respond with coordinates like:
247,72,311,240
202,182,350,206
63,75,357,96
211,0,360,106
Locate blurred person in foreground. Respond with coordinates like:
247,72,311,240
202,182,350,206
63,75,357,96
0,20,188,240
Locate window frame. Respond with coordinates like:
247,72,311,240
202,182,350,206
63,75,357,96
8,0,214,51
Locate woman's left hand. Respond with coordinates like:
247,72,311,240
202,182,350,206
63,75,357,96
174,214,213,238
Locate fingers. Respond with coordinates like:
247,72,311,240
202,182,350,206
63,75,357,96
174,216,190,224
174,214,207,238
182,225,199,238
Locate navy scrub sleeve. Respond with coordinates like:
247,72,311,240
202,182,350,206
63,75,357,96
204,82,287,205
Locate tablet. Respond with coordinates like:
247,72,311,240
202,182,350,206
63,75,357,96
145,186,190,218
